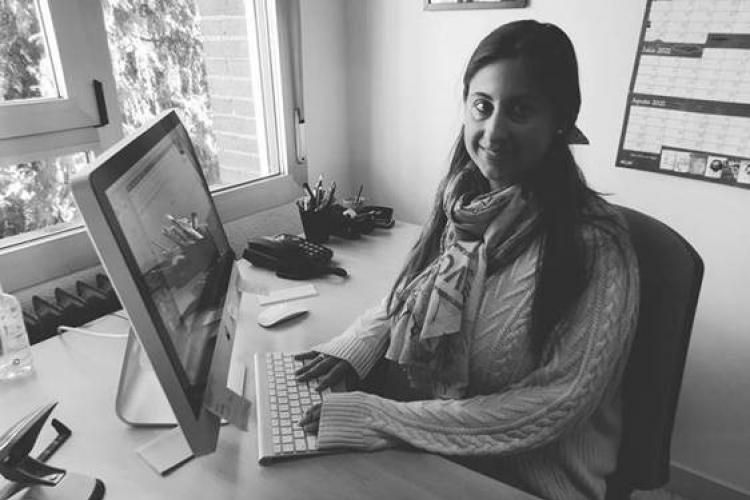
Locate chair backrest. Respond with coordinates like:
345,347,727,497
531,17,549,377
609,206,704,494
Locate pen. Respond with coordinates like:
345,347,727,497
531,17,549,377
296,197,311,212
324,181,337,208
318,181,335,210
315,175,324,206
355,184,363,204
302,182,315,200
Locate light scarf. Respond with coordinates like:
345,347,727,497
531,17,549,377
386,170,540,399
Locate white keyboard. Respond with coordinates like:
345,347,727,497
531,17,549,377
254,352,335,463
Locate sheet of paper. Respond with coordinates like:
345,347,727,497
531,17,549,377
256,284,318,305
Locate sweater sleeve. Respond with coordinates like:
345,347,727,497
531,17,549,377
311,298,391,379
316,226,640,455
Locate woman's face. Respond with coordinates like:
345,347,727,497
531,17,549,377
463,58,558,190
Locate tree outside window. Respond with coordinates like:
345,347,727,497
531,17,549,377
1,0,267,244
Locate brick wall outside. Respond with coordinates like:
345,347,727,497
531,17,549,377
196,0,263,184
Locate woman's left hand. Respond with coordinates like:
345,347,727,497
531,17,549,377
298,403,322,434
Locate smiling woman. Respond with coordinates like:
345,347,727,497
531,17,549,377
294,20,640,500
462,58,558,191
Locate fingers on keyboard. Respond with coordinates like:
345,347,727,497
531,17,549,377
297,356,336,380
293,350,318,361
294,354,323,377
316,362,348,392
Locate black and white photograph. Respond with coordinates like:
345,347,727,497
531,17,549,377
1,1,748,500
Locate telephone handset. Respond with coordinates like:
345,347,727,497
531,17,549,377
242,234,347,280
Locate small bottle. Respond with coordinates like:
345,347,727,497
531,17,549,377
0,281,34,380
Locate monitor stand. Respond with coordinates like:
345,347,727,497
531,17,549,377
113,325,250,475
115,328,177,427
114,328,195,475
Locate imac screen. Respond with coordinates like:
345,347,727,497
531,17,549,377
103,123,231,408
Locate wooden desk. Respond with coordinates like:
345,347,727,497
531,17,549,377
0,223,536,499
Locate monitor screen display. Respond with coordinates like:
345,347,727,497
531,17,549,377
100,122,231,411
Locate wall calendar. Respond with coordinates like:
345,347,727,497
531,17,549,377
616,0,750,189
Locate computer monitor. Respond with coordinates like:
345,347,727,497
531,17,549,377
71,110,242,457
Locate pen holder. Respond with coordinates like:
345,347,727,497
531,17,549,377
298,206,331,243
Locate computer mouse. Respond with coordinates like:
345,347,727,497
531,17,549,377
257,303,309,328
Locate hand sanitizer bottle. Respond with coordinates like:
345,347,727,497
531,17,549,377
0,281,34,380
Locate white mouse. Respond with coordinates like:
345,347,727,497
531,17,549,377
257,303,309,328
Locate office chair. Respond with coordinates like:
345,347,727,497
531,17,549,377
606,206,704,500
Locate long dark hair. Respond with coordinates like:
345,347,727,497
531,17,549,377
387,20,614,359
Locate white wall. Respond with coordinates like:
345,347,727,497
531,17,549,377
335,0,750,494
299,0,353,197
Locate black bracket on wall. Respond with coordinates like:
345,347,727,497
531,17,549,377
93,80,109,128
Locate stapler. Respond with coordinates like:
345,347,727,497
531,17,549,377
0,403,105,500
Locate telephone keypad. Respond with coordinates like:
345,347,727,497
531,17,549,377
271,234,333,264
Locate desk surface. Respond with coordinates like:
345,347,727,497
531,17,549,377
0,222,536,500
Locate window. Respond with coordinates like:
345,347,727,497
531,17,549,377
0,0,305,293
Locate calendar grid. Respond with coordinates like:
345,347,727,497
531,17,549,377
616,0,750,189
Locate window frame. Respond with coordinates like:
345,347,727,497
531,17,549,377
0,0,110,139
0,0,306,294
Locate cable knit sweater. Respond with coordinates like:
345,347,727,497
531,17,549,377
313,217,639,500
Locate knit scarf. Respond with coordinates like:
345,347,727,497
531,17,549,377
386,170,540,399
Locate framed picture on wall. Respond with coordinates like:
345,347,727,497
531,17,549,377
425,0,528,10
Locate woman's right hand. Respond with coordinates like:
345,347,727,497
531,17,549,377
294,351,358,392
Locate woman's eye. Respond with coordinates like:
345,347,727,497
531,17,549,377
471,99,493,118
508,102,534,121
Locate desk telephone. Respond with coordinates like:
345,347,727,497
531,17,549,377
243,234,348,280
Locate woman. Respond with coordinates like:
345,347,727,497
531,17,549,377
297,20,639,500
